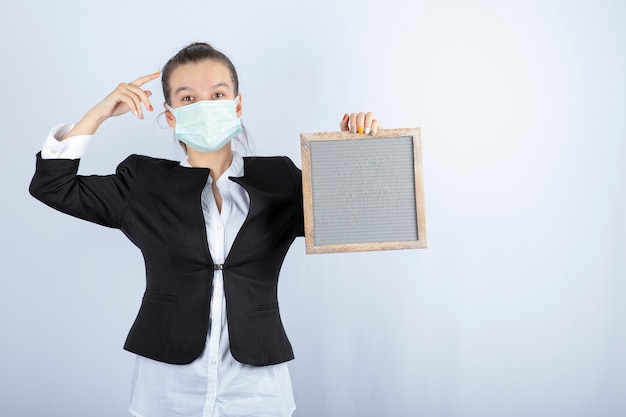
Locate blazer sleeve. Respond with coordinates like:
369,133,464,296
282,156,305,237
29,152,139,229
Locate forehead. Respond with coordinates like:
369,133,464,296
169,59,233,92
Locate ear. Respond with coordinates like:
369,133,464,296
236,95,243,118
164,103,176,128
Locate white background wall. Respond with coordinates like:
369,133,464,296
1,0,624,416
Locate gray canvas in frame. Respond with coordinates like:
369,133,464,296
309,136,418,246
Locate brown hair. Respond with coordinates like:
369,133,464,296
161,42,240,105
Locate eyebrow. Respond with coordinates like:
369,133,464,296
174,81,231,96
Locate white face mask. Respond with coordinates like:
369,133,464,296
166,97,242,153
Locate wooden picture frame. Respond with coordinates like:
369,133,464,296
300,128,426,254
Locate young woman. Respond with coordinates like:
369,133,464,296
29,42,382,417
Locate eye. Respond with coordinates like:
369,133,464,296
181,96,194,102
212,92,225,99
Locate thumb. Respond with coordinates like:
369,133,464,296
339,113,349,131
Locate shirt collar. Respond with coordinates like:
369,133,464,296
179,152,244,183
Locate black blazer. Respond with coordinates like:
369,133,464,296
29,153,304,366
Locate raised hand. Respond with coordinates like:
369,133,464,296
92,72,160,120
61,72,161,140
339,112,383,135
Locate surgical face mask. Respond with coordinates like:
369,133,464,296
166,97,242,153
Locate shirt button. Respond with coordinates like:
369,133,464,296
50,149,57,154
211,359,217,365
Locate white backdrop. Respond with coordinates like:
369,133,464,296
1,0,625,416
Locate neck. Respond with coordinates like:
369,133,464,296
187,143,234,181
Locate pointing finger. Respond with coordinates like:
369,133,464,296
130,71,161,88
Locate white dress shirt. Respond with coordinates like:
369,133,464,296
42,124,296,417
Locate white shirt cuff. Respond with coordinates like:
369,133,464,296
41,123,93,159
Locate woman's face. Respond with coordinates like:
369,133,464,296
165,59,242,127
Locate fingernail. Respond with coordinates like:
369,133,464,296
133,110,138,116
154,71,161,75
148,104,154,112
343,113,348,121
364,127,370,135
357,127,364,134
